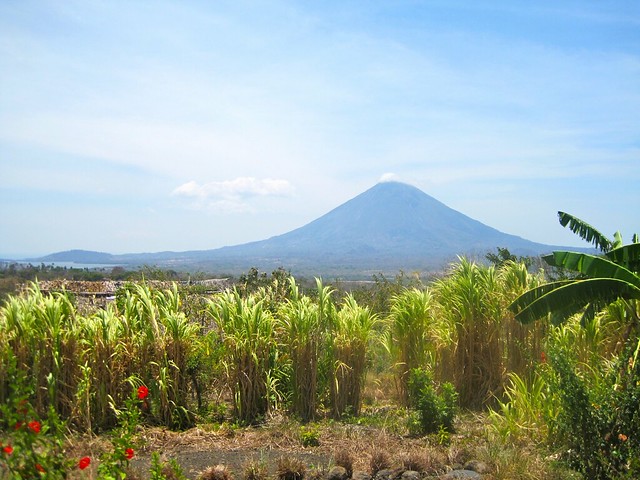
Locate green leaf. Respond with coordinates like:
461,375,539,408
557,211,612,252
605,243,640,274
544,251,640,289
508,280,574,315
512,278,640,324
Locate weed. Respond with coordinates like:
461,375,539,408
276,456,306,480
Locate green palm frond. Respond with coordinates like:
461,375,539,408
557,211,612,252
509,280,575,316
544,251,640,288
605,243,640,274
511,278,640,325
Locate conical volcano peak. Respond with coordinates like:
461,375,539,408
223,181,548,265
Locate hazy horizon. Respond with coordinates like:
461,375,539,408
1,1,638,258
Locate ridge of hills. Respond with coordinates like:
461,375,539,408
31,182,570,277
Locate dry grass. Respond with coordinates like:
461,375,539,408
199,465,233,480
275,456,306,480
368,450,390,475
333,449,354,477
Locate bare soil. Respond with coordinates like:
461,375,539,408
124,416,464,480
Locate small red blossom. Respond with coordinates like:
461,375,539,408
540,351,547,364
35,464,45,473
14,421,23,429
78,456,91,470
619,433,628,442
137,385,149,400
125,448,134,460
28,420,41,434
2,445,13,455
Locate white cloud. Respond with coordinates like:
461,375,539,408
172,177,294,213
379,172,400,183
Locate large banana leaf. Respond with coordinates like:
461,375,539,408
509,280,575,314
605,243,640,274
543,251,640,289
557,211,612,252
510,278,640,325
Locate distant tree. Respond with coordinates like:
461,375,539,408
485,247,532,269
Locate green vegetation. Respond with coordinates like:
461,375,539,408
1,212,638,478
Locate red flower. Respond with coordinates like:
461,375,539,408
14,421,23,429
540,351,547,364
137,385,149,400
28,420,41,434
125,448,134,460
78,456,91,470
619,433,628,442
2,445,13,455
35,464,45,473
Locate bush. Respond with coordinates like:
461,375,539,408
549,339,640,479
407,368,457,435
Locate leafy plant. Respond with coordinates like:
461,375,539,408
407,368,457,435
385,288,436,405
299,424,320,447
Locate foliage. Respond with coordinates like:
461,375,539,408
407,368,457,435
500,212,640,479
384,288,436,405
329,295,378,418
433,259,505,408
299,424,320,447
208,289,277,424
0,281,201,431
510,212,640,326
277,278,332,422
485,247,533,269
0,352,145,478
545,338,640,479
487,371,556,444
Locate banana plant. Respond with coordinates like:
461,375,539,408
509,212,640,326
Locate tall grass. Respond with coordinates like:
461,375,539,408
384,288,437,405
434,259,504,408
0,283,81,420
0,281,202,431
208,289,276,424
329,295,378,418
277,278,329,421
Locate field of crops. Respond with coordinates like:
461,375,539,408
1,255,639,479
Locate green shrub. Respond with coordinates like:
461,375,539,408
407,368,457,435
299,424,320,447
549,339,640,479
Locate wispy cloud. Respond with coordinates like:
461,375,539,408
379,172,400,183
172,177,294,213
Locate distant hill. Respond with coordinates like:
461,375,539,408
33,182,569,277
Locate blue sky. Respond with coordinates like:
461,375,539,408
1,0,638,258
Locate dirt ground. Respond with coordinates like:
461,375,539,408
124,417,463,480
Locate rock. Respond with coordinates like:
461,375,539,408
352,471,372,480
374,468,402,480
328,466,349,480
401,471,421,480
438,470,482,479
463,461,489,474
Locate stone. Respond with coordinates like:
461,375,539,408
352,471,372,480
463,461,489,474
401,471,421,480
328,466,349,480
438,470,482,479
374,468,402,480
